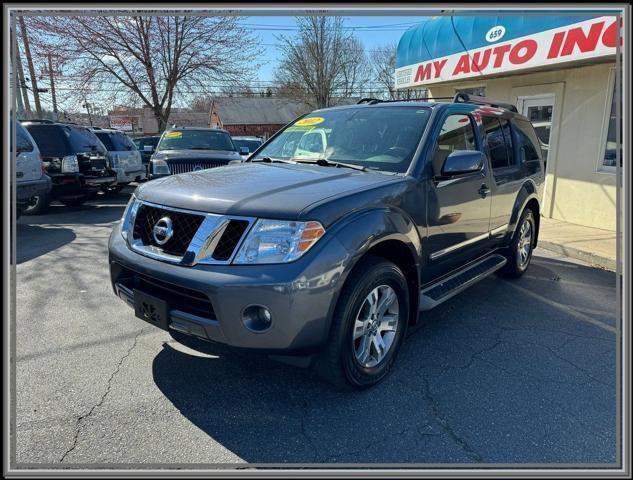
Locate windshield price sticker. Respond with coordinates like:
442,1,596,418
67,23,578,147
165,131,182,138
295,117,325,127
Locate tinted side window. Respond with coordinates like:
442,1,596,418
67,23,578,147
513,119,542,163
113,133,136,151
16,124,34,153
432,114,477,174
95,132,115,151
482,116,508,169
67,126,106,153
500,119,515,166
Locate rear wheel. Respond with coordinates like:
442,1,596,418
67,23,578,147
313,256,409,389
23,194,50,216
497,208,535,278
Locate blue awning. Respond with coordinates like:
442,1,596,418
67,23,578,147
396,14,606,69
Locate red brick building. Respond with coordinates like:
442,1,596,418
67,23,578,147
209,97,312,139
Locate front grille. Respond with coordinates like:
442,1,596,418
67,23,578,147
132,204,205,256
213,220,250,261
168,161,228,175
116,265,215,320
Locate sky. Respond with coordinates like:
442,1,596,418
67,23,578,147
239,16,430,83
17,15,432,114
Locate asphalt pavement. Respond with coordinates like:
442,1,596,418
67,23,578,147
13,189,618,466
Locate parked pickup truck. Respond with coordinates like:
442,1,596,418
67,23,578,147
109,93,545,388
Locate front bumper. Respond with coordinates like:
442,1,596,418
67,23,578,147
16,175,52,203
108,224,350,352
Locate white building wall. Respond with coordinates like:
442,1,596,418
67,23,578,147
426,62,617,231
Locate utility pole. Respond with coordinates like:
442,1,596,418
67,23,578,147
19,16,42,118
83,98,93,126
47,53,58,119
14,37,32,117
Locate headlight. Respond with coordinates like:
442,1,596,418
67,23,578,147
233,219,325,264
61,155,79,173
151,158,170,175
120,194,141,242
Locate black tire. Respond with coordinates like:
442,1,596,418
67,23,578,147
313,255,409,389
23,194,50,216
59,196,87,207
497,208,536,279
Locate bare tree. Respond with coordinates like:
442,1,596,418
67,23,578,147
370,43,428,100
32,14,261,132
275,16,366,108
370,43,397,100
338,37,370,98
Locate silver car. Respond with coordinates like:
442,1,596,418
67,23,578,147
91,128,146,191
14,121,51,218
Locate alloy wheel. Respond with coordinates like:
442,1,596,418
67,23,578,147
352,284,399,368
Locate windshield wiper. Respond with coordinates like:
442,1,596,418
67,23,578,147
291,158,367,172
250,156,297,164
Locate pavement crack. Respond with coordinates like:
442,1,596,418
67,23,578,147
421,377,484,463
58,329,144,463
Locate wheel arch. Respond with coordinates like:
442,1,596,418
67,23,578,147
323,208,423,336
508,180,541,247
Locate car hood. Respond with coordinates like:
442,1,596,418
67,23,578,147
152,149,241,161
135,162,402,221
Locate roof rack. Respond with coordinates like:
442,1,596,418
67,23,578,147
355,93,518,112
452,92,518,113
356,98,383,105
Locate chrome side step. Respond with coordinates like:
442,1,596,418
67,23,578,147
419,254,507,311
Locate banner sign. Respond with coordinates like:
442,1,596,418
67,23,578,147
109,116,133,131
395,16,619,89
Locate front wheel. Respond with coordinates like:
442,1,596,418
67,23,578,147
23,194,50,216
497,209,536,278
314,256,409,389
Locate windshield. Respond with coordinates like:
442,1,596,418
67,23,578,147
157,130,236,152
233,139,262,152
253,106,432,173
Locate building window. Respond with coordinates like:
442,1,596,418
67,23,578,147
455,86,486,97
600,69,621,173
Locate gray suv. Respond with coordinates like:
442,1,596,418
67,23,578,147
109,94,545,388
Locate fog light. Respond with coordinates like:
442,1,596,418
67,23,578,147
242,305,273,332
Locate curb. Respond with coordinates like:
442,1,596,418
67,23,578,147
538,240,617,272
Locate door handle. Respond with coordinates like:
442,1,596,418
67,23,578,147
478,184,491,198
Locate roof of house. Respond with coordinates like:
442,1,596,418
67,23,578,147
211,97,312,126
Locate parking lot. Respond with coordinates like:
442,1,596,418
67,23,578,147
14,188,618,466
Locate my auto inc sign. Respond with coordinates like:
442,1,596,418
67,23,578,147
110,116,134,131
395,16,620,89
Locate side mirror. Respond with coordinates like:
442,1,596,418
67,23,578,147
239,146,250,155
441,150,485,176
144,145,154,152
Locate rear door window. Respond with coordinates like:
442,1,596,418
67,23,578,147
513,119,542,163
96,132,136,151
67,126,106,154
482,117,509,169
